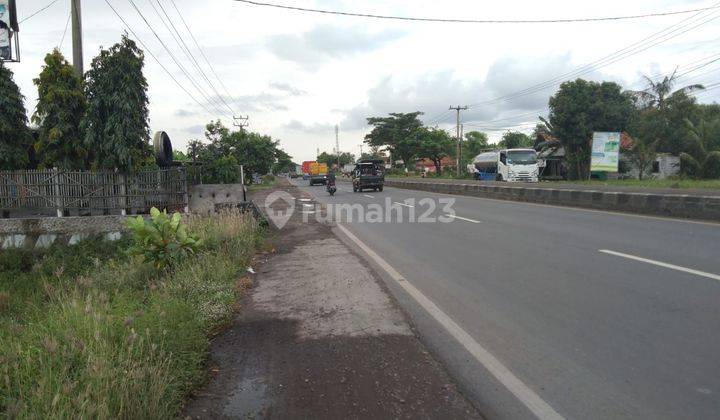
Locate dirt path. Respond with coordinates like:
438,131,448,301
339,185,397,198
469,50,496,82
183,181,482,419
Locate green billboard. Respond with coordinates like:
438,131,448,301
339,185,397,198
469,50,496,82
590,132,620,172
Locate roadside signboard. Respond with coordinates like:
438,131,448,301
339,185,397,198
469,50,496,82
0,0,18,62
0,0,10,60
590,132,621,172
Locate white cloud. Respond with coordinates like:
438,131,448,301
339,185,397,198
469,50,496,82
7,0,720,162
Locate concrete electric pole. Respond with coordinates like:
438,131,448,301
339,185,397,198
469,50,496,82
233,115,249,132
358,144,363,159
450,105,468,176
335,125,340,171
71,0,83,77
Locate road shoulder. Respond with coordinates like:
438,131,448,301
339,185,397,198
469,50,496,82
183,181,482,419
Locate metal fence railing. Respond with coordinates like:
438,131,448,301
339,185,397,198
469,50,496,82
0,168,188,218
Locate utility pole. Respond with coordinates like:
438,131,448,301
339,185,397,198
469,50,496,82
71,0,83,77
233,115,249,133
358,144,363,159
450,105,468,176
335,125,340,171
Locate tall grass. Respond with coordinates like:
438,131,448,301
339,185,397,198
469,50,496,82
0,210,264,418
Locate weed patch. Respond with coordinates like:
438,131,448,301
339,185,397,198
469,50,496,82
0,210,264,418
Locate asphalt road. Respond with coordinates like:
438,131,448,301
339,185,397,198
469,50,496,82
287,178,720,420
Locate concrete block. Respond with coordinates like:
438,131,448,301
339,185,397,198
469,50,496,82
105,232,122,242
35,234,57,249
69,233,89,245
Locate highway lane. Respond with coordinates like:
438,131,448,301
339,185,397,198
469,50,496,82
288,179,720,419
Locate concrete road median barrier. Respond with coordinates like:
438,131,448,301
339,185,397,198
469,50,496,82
385,180,720,222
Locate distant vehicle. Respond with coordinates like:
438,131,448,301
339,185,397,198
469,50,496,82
352,159,384,192
301,161,314,179
290,164,302,178
473,149,539,182
309,162,328,186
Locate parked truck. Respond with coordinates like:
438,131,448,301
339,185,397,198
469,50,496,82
473,149,539,182
309,162,328,186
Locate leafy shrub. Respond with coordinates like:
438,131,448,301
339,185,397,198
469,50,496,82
127,207,201,269
680,152,702,178
261,174,275,184
703,151,720,179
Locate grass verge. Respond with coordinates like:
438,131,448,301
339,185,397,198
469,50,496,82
0,210,264,418
541,178,720,190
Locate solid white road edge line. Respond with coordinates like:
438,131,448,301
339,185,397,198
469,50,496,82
599,249,720,282
445,214,482,224
393,201,415,208
336,223,565,420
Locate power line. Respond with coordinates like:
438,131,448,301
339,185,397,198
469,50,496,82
58,11,71,49
466,5,720,108
126,0,231,118
151,0,236,115
19,0,61,23
144,0,232,115
232,0,720,24
170,0,239,114
103,0,220,118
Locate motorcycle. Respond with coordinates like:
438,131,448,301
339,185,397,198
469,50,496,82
326,178,337,196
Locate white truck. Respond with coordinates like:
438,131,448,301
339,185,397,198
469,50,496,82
472,148,539,182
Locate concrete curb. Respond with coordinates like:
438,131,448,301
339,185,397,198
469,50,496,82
385,180,720,222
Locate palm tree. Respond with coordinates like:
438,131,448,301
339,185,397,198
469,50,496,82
634,69,704,111
680,118,720,179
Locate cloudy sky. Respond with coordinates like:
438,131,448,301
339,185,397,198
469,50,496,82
8,0,720,163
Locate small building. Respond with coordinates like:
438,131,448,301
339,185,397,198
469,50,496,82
415,156,455,173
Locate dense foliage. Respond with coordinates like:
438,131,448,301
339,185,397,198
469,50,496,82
187,121,291,184
548,79,635,180
365,112,424,168
0,63,30,170
461,131,489,165
32,50,88,170
317,151,355,168
417,127,454,173
498,131,533,149
83,35,151,172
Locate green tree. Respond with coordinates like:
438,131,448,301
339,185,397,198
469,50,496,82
83,35,150,171
498,131,533,149
317,151,355,168
187,121,291,183
417,127,454,174
273,148,294,173
548,79,634,180
32,49,87,169
680,118,720,179
628,137,658,180
0,63,30,170
365,112,423,168
462,131,488,164
633,70,705,154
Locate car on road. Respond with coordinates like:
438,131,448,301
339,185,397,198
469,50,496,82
352,159,385,192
